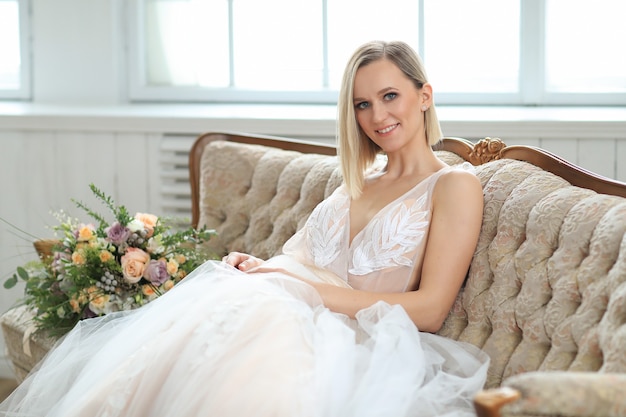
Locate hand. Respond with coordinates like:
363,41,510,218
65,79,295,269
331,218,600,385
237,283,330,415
222,252,265,272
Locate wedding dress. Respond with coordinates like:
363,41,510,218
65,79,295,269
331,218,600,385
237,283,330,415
0,163,489,417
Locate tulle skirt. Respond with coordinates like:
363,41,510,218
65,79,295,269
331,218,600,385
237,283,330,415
0,258,489,417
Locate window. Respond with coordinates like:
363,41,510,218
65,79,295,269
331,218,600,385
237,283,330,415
543,0,626,104
0,0,30,100
128,0,626,106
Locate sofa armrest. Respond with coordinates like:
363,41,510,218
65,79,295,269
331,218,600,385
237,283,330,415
474,372,626,417
1,305,57,382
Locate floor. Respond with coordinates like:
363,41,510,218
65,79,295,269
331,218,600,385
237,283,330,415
0,378,18,402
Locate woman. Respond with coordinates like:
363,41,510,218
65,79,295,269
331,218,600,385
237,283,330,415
1,40,488,417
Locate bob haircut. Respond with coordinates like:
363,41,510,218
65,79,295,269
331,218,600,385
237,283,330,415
337,40,443,199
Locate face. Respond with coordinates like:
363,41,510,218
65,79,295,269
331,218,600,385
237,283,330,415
352,58,431,154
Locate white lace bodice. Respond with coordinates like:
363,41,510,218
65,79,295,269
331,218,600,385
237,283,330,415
282,163,474,293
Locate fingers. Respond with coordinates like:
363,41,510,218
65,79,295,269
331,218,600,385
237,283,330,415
222,252,263,272
222,252,243,266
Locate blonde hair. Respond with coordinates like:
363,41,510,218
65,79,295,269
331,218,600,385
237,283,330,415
337,40,443,199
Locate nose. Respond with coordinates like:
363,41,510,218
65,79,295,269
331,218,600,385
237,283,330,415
371,102,387,123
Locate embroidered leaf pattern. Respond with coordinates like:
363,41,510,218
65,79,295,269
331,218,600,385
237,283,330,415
306,191,349,268
350,193,429,275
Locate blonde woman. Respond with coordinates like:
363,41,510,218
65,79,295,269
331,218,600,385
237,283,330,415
1,41,488,417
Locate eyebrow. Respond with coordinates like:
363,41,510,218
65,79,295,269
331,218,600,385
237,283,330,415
353,86,395,103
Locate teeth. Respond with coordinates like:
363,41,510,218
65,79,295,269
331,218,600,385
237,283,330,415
378,124,397,134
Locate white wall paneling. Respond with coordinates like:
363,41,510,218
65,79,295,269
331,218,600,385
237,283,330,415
618,140,626,182
578,139,617,180
541,138,578,165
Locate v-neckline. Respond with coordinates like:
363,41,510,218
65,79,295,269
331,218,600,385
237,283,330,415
347,167,446,248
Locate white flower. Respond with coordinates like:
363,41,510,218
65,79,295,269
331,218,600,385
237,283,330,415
96,237,110,249
127,219,144,232
146,235,165,254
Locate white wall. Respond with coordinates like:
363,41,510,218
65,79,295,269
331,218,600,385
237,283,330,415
0,0,625,379
31,0,125,104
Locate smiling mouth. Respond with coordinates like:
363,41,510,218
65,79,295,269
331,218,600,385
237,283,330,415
376,124,399,134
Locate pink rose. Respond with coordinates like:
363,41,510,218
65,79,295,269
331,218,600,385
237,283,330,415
121,247,150,284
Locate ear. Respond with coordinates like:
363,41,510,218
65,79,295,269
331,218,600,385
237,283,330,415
420,83,433,109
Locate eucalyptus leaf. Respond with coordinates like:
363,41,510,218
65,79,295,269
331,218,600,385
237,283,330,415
16,266,29,280
3,276,18,289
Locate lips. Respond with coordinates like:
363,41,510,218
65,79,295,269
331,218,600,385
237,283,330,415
376,124,399,134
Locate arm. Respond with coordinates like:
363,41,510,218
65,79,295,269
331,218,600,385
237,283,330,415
309,170,483,333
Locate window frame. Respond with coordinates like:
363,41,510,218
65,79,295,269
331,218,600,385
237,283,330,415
0,0,31,100
126,0,626,106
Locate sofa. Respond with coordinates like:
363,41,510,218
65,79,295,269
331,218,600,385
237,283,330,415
3,131,626,416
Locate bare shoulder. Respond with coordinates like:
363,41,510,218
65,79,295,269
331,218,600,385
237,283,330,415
431,167,483,221
434,166,482,200
429,166,483,240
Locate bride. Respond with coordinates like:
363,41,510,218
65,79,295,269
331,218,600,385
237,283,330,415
0,40,489,417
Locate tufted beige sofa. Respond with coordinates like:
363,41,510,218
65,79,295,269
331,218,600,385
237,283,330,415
191,132,626,417
3,131,626,416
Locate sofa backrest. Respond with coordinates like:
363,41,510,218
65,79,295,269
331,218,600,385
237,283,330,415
440,157,626,388
190,132,626,389
191,137,342,260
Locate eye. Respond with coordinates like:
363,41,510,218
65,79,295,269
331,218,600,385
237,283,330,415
355,101,369,110
383,92,397,101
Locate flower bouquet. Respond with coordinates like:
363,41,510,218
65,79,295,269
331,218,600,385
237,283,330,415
4,184,217,336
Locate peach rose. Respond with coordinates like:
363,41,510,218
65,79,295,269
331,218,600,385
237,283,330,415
176,270,187,281
135,213,159,238
99,250,113,263
142,284,156,297
89,293,111,315
142,284,159,302
79,289,90,304
77,225,95,242
121,247,150,284
71,250,86,265
174,254,186,264
162,279,175,292
166,258,179,275
69,298,81,314
69,289,88,313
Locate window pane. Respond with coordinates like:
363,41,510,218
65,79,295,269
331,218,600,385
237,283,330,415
424,0,520,93
233,0,323,90
145,0,229,87
327,0,420,90
0,1,21,90
545,0,626,93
